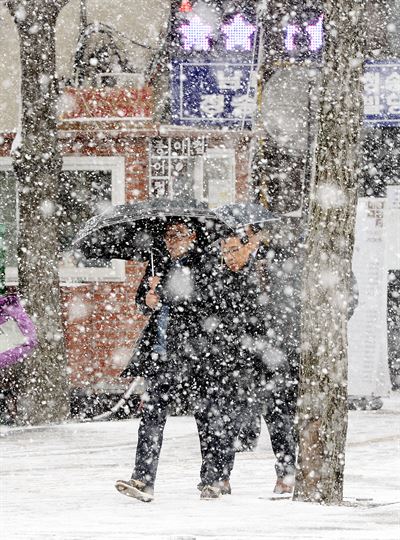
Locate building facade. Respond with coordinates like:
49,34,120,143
0,0,399,398
0,1,258,395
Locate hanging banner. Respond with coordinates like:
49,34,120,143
385,185,400,271
148,137,206,198
348,198,392,396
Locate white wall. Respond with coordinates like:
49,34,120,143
56,0,170,82
0,0,171,133
0,7,20,133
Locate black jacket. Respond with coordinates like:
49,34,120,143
121,250,212,381
255,242,304,377
195,256,271,391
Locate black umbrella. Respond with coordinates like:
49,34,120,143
72,197,228,266
214,202,281,231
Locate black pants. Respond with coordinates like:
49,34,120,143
132,379,241,489
132,379,191,488
194,388,242,486
238,394,296,478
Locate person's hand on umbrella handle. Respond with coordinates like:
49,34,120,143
145,276,160,309
148,276,160,290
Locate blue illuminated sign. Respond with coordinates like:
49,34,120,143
171,61,257,128
364,62,400,126
172,4,258,128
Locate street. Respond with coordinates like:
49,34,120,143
1,396,399,540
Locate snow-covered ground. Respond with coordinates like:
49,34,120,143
1,396,399,540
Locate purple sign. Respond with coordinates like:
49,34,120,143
221,14,256,51
177,12,256,52
179,14,213,51
284,15,324,52
0,294,38,369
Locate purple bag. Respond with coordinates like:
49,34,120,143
0,294,38,369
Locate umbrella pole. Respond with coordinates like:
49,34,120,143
150,251,155,277
87,377,144,422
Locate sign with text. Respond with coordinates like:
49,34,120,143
59,87,153,120
149,137,206,198
348,198,392,397
171,61,257,128
364,62,400,126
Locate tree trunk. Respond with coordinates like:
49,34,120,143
293,1,366,504
7,0,70,424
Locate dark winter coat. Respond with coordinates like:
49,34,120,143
255,242,304,377
195,255,271,397
254,229,359,412
257,235,359,375
121,250,212,382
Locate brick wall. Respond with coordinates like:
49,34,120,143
235,136,252,201
61,264,148,393
1,128,253,394
60,133,151,393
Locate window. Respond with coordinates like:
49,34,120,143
74,23,130,88
148,137,235,207
0,157,125,284
202,148,235,207
360,127,400,197
149,137,206,199
0,167,17,268
72,22,147,89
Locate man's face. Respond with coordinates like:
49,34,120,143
164,222,197,260
221,236,252,272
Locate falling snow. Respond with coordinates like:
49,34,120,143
0,1,399,538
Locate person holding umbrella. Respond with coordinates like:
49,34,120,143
114,218,206,501
73,198,227,503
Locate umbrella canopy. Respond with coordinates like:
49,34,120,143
214,202,281,232
72,197,228,262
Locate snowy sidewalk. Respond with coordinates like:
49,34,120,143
1,397,399,540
